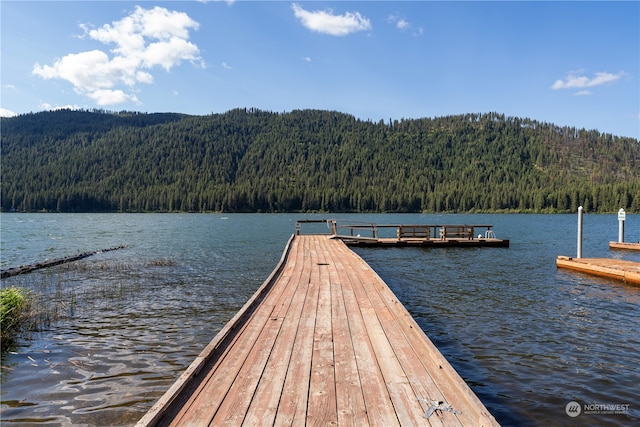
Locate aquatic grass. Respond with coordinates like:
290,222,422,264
1,273,72,338
1,257,177,346
1,287,30,349
145,258,176,267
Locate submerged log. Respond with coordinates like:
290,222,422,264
1,245,127,279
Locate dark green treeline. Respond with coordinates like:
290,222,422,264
2,108,639,213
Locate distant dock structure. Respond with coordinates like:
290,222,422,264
138,221,500,426
297,219,509,248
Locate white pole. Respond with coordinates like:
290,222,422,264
577,206,583,258
618,208,625,243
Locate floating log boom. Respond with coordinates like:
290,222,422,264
0,245,127,279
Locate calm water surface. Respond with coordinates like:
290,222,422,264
1,213,638,426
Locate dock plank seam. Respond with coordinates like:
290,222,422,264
241,237,311,426
273,236,320,426
332,242,403,427
307,245,338,425
338,244,448,426
328,246,372,426
338,241,492,426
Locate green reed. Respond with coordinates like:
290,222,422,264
1,287,30,349
1,257,175,350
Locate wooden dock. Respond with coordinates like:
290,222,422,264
609,241,640,251
556,256,640,285
137,234,499,426
337,235,509,248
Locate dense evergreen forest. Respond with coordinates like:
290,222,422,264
1,108,639,213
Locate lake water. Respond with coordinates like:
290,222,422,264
1,213,638,426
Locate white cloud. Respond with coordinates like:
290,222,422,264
88,89,140,106
0,107,17,117
387,14,423,36
291,3,371,36
38,103,82,112
574,90,592,96
222,62,231,69
551,71,624,90
302,56,312,62
32,6,201,106
34,50,115,92
396,19,409,30
388,14,409,30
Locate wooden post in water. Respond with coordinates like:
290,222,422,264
577,206,583,258
618,208,626,243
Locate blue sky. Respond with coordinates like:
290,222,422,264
2,1,639,138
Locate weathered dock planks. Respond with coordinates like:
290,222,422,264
137,235,499,426
556,256,640,285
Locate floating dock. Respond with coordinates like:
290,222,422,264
609,241,640,251
556,256,640,285
137,233,499,426
298,220,509,248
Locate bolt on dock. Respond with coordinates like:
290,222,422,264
137,223,500,426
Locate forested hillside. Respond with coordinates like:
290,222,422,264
2,109,639,213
